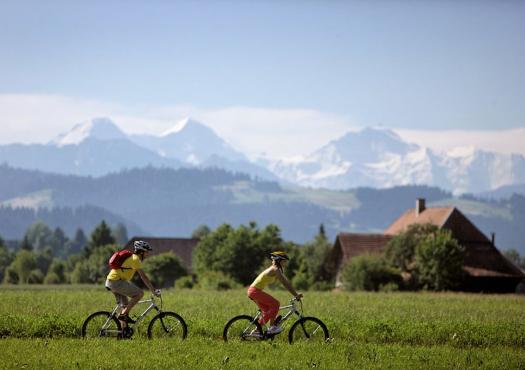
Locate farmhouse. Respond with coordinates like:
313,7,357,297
124,236,199,272
332,198,524,292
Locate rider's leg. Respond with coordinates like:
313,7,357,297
107,280,143,318
121,290,143,316
247,287,280,326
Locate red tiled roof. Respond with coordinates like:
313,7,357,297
384,207,454,235
334,233,393,266
125,236,198,272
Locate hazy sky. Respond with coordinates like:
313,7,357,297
1,1,524,157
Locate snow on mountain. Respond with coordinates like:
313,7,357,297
51,117,127,146
130,118,247,165
4,116,525,193
268,127,525,194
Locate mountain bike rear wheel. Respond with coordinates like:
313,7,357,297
223,315,263,342
81,311,122,339
147,311,187,340
288,316,329,344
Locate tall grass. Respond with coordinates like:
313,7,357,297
0,286,524,368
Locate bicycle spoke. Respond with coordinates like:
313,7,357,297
223,316,262,342
148,312,187,340
289,317,329,343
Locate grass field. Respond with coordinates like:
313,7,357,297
0,285,524,369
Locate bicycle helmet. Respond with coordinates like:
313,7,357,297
270,251,289,262
134,240,152,253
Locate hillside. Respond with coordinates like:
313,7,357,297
0,164,523,252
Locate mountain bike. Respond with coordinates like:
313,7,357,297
223,297,330,344
81,293,187,340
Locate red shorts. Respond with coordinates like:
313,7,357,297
247,286,280,325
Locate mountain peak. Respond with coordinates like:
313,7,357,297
161,118,208,137
51,117,127,146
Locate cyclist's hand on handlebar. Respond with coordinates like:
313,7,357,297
153,289,161,297
294,293,303,301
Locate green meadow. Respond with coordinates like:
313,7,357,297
0,286,524,369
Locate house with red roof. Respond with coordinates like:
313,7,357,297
332,198,524,292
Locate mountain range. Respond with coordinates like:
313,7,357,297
0,164,524,254
1,117,525,195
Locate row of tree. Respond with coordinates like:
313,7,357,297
0,219,469,292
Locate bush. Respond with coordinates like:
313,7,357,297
43,272,62,284
175,275,195,289
27,269,44,284
341,254,401,291
197,271,240,290
3,266,19,284
141,252,187,288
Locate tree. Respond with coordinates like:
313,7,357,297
112,223,129,245
414,230,465,291
193,222,285,285
141,252,187,288
84,221,115,257
19,235,33,251
69,228,87,255
341,254,401,291
45,259,67,284
191,224,211,240
385,224,439,273
0,237,14,283
25,222,53,252
293,225,337,290
9,250,38,284
72,244,118,284
35,247,53,276
50,227,69,257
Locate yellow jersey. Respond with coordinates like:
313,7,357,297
106,254,142,281
250,268,277,290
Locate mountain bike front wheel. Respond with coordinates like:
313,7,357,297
288,316,330,344
223,315,263,342
81,311,122,339
147,311,187,340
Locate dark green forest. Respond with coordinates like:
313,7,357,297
0,164,524,253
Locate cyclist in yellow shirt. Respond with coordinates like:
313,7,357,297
247,251,303,335
105,240,160,326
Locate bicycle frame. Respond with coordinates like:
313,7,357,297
100,295,162,334
253,298,303,330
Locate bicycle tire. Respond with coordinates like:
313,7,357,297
288,316,330,344
223,315,263,342
147,311,187,340
81,311,122,339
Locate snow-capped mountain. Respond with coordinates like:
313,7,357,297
51,117,128,146
0,117,275,180
130,118,247,164
1,117,525,193
269,127,525,194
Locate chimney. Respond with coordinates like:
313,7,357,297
491,232,495,245
416,198,426,217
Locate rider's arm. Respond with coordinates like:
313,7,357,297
275,268,301,298
137,269,156,294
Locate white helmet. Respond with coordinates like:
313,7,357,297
133,240,152,253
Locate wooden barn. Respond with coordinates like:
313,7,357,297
332,198,524,292
124,236,199,272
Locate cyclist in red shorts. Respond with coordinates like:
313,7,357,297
247,251,303,335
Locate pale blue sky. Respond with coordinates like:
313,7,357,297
0,0,524,156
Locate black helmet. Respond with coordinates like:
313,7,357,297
133,240,152,253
